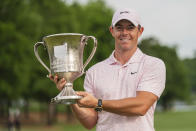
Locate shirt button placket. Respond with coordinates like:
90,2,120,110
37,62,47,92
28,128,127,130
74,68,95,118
118,67,123,77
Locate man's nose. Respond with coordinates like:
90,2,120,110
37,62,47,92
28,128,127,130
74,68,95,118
121,28,129,35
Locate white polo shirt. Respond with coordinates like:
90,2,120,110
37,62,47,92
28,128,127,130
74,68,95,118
84,48,166,131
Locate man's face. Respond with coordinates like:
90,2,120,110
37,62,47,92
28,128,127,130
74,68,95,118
110,19,143,52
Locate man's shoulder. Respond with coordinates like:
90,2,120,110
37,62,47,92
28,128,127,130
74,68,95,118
143,54,165,68
87,58,109,73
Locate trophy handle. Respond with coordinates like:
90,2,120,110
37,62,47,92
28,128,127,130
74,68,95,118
82,36,97,73
34,42,51,73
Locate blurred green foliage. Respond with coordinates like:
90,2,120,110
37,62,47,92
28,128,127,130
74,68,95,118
183,57,196,92
0,0,193,113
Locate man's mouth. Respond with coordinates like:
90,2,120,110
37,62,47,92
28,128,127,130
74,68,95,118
119,37,131,42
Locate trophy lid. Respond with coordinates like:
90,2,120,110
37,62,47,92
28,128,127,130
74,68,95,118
44,33,84,39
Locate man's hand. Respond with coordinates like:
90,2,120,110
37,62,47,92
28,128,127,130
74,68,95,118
48,74,66,91
76,92,98,108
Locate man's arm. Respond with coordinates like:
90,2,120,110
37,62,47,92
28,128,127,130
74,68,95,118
77,91,158,116
49,75,98,129
71,104,98,129
102,91,158,116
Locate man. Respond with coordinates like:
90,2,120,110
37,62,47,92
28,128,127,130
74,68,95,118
50,8,166,131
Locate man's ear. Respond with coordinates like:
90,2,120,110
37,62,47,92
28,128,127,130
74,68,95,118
109,26,114,37
138,27,144,37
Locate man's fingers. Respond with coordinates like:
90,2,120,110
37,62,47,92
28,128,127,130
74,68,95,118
48,74,66,91
54,75,58,83
59,78,65,83
48,74,54,81
58,79,66,90
48,74,58,83
76,91,88,97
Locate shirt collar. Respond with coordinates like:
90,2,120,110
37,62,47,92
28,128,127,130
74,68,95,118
108,48,144,65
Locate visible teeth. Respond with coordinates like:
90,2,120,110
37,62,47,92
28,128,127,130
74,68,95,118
120,38,130,40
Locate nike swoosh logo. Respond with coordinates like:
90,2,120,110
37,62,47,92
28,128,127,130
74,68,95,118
130,72,137,75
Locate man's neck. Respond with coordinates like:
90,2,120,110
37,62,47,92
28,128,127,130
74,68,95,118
114,47,137,65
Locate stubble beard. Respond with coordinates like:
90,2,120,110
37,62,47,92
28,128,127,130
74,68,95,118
117,38,136,52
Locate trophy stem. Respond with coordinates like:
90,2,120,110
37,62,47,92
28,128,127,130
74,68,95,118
51,83,82,104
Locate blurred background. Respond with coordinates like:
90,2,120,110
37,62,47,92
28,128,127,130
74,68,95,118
0,0,196,131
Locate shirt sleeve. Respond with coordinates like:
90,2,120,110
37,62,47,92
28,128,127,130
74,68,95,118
137,58,166,98
84,69,95,96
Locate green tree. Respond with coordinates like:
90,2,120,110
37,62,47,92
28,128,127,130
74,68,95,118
0,22,31,101
0,0,47,120
183,56,196,92
0,0,38,109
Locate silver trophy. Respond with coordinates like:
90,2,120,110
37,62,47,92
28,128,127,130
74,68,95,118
34,33,97,104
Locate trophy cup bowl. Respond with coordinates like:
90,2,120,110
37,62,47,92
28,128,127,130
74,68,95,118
34,33,97,104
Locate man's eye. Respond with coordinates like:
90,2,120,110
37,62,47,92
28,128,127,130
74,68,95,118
127,26,135,30
116,26,122,30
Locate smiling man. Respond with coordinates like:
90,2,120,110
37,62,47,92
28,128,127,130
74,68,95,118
50,8,166,131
